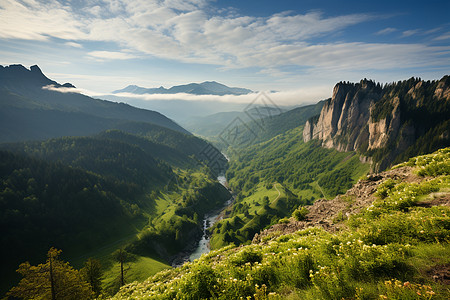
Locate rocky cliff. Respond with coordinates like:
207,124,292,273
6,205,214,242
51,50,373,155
303,76,450,171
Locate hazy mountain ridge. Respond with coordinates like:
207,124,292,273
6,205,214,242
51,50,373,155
304,76,450,171
113,81,253,96
182,106,287,137
0,64,190,142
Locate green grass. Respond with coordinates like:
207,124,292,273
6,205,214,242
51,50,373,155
212,125,370,249
109,148,450,300
102,256,169,296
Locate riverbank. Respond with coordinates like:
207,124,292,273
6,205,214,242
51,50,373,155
171,175,234,266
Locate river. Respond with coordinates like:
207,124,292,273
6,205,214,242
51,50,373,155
189,175,233,261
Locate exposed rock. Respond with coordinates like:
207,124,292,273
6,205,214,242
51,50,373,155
434,76,450,100
252,165,447,244
303,76,450,171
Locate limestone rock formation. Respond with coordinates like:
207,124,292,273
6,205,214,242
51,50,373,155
303,76,450,171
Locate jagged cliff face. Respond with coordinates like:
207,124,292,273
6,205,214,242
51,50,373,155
303,80,380,151
303,76,450,171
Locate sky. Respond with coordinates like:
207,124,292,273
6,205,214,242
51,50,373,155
1,0,450,105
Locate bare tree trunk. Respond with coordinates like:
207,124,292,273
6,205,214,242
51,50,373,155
120,259,124,287
49,255,56,300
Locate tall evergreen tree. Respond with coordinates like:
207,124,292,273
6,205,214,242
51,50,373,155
81,258,103,297
112,248,135,287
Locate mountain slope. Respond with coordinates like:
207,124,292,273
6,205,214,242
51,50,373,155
212,100,325,151
0,149,150,293
113,81,252,96
210,125,369,249
110,148,450,300
304,76,450,170
0,64,189,142
182,105,287,137
0,128,230,295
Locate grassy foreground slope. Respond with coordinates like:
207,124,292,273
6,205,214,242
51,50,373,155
210,126,369,249
111,147,450,300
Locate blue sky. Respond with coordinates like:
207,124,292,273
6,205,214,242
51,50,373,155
1,0,449,104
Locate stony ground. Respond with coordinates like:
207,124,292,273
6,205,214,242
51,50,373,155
253,165,450,243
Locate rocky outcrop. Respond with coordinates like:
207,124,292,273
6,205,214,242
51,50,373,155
252,164,450,243
303,79,380,152
303,76,450,171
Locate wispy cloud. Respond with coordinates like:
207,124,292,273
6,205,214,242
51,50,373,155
375,27,397,35
65,41,83,48
42,84,82,93
87,51,138,61
0,0,449,78
103,88,330,106
44,82,330,106
402,29,420,37
434,32,450,41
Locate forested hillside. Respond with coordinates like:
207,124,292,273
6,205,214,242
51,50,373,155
210,126,369,249
211,100,325,151
0,150,147,292
0,127,230,295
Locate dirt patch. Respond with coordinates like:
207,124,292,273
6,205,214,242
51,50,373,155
426,263,450,285
416,193,450,208
252,166,448,244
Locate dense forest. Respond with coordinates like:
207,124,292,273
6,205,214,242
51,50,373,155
0,128,230,295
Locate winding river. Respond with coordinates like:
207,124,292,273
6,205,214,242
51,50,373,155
189,175,233,261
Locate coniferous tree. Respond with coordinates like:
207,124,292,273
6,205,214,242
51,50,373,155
112,248,135,287
81,258,103,297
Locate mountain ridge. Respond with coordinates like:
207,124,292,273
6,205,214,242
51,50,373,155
0,64,191,141
112,81,253,96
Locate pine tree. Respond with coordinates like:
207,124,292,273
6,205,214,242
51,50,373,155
81,258,103,297
7,248,94,300
112,248,135,287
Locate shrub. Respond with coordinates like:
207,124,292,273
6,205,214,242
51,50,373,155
181,264,217,299
231,248,263,267
310,265,355,300
293,206,309,221
379,279,436,299
278,250,315,288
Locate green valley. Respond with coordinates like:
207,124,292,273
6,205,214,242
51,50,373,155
210,126,370,249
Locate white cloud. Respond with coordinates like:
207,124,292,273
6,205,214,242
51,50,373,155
42,84,81,93
0,0,449,76
434,32,450,41
65,41,83,48
110,87,330,106
87,50,137,60
0,0,86,40
375,27,397,35
402,29,420,37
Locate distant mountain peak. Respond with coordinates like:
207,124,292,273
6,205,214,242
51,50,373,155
61,82,76,88
30,64,43,74
0,64,72,89
112,81,253,96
